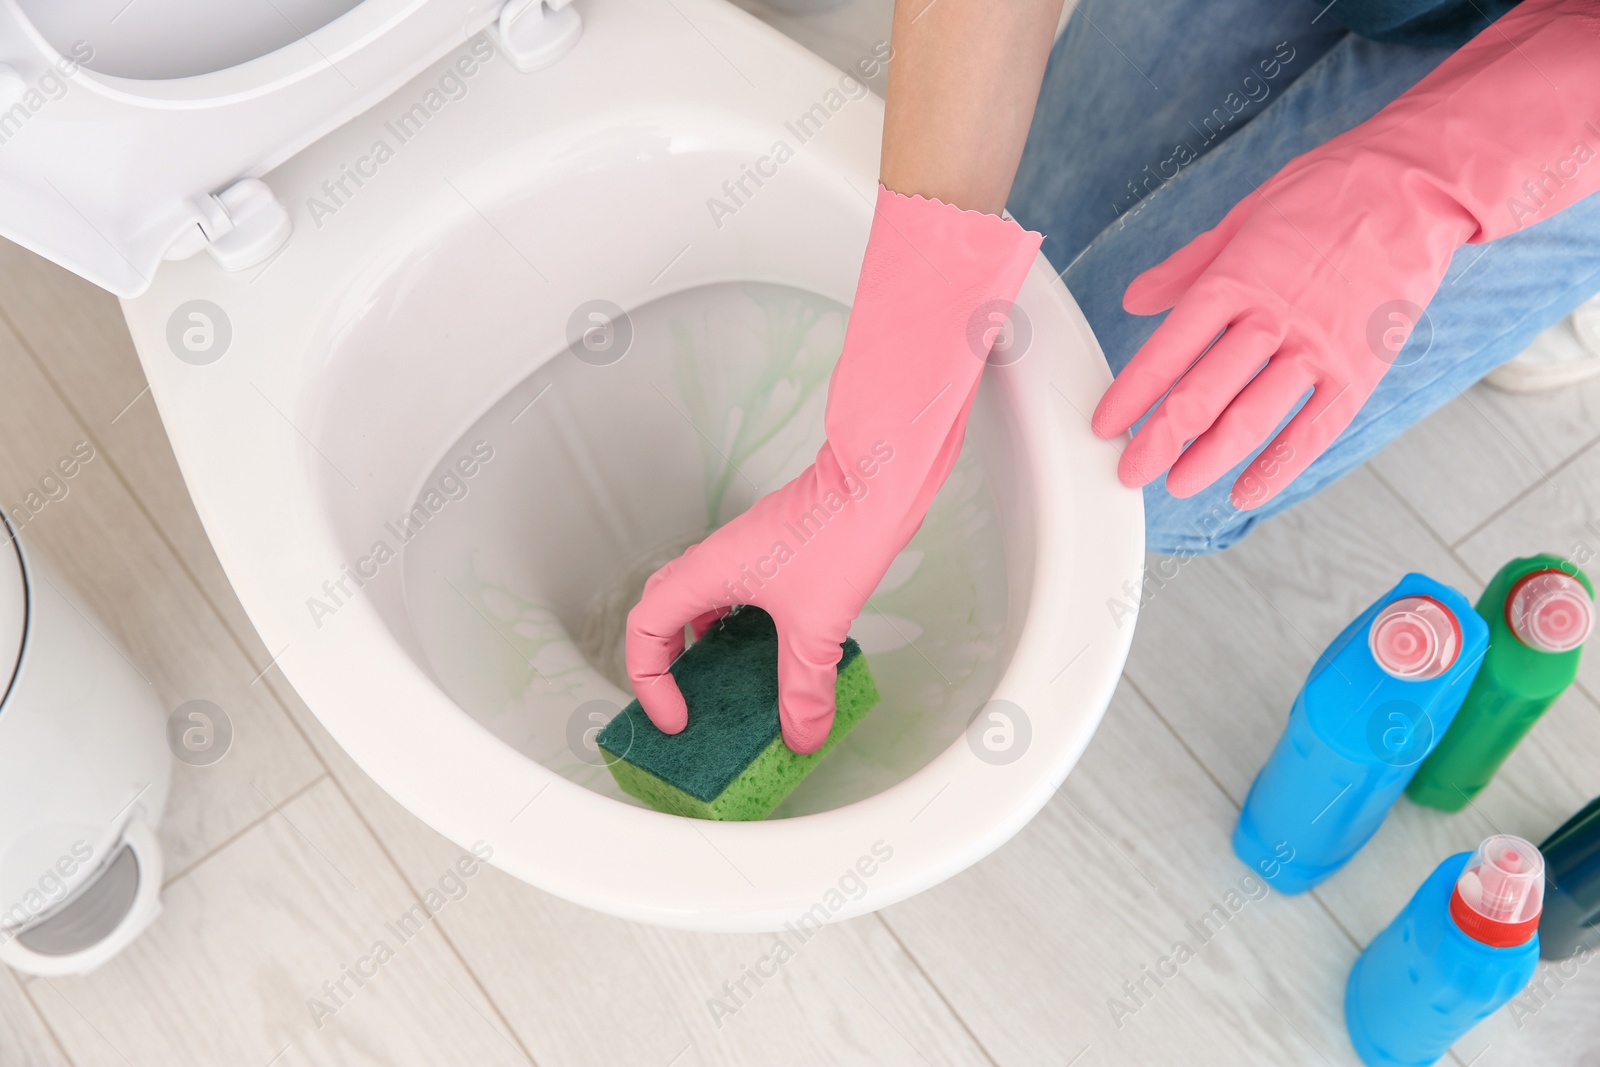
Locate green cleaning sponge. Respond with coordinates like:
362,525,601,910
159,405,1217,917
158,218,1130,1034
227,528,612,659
596,607,879,821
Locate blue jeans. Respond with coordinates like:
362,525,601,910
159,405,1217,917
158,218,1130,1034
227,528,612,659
1009,0,1600,555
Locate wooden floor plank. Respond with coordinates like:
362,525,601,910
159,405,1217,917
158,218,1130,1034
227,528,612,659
880,683,1362,1066
0,970,70,1067
1369,376,1600,548
27,779,533,1067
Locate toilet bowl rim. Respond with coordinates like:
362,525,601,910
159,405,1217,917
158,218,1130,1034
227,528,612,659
240,257,1141,929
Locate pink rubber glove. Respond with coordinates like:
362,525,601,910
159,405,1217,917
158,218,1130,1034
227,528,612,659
1094,0,1600,510
626,186,1041,753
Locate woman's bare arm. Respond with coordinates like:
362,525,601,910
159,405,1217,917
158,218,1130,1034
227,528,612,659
880,0,1066,215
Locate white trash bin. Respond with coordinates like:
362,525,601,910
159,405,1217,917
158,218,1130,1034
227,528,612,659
0,517,171,976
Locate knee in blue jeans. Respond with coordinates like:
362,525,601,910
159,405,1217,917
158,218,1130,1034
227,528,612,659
1142,483,1260,556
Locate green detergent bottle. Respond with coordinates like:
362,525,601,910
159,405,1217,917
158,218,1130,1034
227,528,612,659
1408,555,1594,812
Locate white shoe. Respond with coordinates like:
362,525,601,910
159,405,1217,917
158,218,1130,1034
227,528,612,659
1485,294,1600,394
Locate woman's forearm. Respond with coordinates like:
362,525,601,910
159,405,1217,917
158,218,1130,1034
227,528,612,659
880,0,1066,215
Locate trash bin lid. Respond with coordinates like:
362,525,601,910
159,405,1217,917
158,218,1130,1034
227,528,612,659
0,522,26,709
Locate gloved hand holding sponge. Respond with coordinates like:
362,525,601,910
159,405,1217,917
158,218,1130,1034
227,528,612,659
626,185,1039,756
604,186,1039,818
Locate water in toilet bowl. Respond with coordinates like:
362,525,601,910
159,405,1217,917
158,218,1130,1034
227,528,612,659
402,282,1009,817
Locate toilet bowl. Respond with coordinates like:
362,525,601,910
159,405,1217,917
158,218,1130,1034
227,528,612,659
1,0,1142,929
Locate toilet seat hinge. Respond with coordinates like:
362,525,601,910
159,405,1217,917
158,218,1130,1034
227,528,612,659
165,178,292,272
494,0,583,73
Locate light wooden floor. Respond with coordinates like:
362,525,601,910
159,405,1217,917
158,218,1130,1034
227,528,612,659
3,5,1599,1065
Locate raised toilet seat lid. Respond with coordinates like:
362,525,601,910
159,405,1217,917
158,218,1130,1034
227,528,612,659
0,0,514,296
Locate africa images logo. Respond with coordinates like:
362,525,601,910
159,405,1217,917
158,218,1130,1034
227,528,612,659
303,36,497,228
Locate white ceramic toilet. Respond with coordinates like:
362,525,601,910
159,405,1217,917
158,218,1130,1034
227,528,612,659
0,0,1142,930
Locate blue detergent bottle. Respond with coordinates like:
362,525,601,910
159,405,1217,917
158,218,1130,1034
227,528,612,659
1346,835,1543,1066
1234,574,1488,893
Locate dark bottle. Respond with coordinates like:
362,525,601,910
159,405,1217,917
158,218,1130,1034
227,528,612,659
1537,795,1600,961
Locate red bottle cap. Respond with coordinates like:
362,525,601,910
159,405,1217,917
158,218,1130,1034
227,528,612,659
1449,834,1543,947
1506,569,1594,654
1369,596,1461,680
